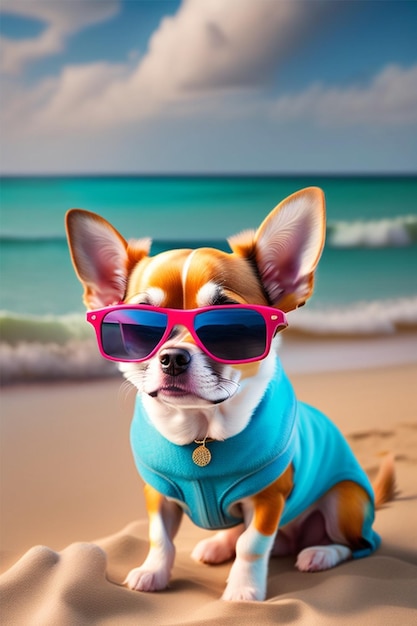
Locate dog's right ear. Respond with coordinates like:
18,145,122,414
228,187,325,312
65,209,151,309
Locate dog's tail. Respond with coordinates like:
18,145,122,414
372,453,397,508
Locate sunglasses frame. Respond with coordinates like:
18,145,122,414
87,303,288,364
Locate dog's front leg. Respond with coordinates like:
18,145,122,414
125,484,183,592
222,467,293,602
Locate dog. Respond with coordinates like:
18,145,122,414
65,187,395,602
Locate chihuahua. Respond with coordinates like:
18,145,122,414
66,187,394,602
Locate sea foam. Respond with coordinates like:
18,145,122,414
327,215,417,248
287,297,417,335
0,311,117,384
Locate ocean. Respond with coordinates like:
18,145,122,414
1,175,416,383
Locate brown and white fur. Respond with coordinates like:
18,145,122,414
66,187,395,602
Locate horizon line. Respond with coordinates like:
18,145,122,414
1,170,416,179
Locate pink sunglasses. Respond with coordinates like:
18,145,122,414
87,304,288,364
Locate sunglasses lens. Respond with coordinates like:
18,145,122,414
195,308,267,361
101,309,168,360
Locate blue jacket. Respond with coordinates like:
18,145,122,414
130,358,380,558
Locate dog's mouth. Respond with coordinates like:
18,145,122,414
148,384,193,399
147,382,235,405
142,360,241,406
147,386,218,408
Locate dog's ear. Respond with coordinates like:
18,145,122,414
65,209,151,309
228,187,325,311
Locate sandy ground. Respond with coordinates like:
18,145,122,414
1,361,416,625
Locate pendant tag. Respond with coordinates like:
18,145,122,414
192,442,212,467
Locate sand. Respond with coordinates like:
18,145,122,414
1,361,417,625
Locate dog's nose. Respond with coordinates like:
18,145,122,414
159,348,191,376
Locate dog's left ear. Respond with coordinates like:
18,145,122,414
66,209,151,309
228,187,325,311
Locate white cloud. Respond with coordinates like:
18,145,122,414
0,0,328,135
271,63,417,126
136,0,318,94
0,0,120,74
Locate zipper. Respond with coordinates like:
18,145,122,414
191,480,224,529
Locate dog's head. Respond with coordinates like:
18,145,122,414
66,187,325,444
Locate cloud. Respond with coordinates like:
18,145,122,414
0,0,119,74
271,63,417,126
136,0,323,94
0,0,329,135
9,55,417,140
1,0,416,141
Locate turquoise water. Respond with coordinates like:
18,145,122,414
2,175,417,240
1,175,416,382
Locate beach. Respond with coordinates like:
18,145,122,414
1,174,417,623
1,344,416,625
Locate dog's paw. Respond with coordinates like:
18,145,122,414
191,537,235,565
222,583,264,602
124,566,170,592
296,545,352,572
221,559,266,602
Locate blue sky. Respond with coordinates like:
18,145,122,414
1,0,416,174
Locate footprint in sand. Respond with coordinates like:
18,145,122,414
347,421,417,475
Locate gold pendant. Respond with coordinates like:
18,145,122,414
192,439,212,467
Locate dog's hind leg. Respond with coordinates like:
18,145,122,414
295,481,370,572
191,525,244,565
296,544,352,571
124,484,183,592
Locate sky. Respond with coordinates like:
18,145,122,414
0,0,416,175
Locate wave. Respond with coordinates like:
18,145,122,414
327,215,417,248
0,311,118,384
0,234,67,244
2,215,417,249
1,299,417,384
287,297,417,335
0,311,91,345
0,340,118,385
